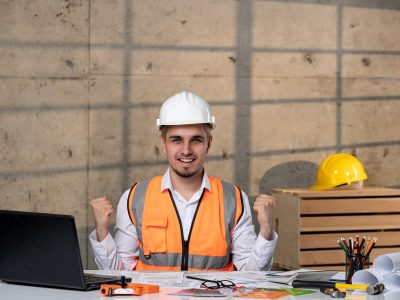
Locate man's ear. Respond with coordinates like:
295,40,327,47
160,135,166,153
206,135,213,153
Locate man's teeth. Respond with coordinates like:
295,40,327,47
179,158,194,163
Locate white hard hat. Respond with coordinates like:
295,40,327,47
156,91,216,128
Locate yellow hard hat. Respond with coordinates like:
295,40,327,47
311,153,368,191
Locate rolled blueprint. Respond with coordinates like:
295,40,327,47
382,272,400,291
353,253,400,291
374,253,400,275
380,290,400,300
352,268,383,285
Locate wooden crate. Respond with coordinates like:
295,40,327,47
272,187,400,271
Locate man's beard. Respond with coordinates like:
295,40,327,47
172,166,198,178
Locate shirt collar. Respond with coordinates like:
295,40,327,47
161,168,212,193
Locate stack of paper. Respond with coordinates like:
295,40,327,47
265,269,338,285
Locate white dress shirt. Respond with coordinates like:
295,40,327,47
90,169,278,271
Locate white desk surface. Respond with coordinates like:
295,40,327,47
0,270,398,300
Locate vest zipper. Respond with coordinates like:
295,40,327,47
168,189,205,271
182,240,189,270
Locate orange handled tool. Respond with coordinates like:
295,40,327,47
100,276,159,296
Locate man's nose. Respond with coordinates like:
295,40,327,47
181,141,192,155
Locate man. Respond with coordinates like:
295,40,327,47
90,91,277,271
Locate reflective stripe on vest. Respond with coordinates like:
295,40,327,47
128,176,243,270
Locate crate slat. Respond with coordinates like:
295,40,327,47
300,247,400,265
301,198,400,214
300,231,400,249
273,187,400,198
304,265,345,271
300,215,400,232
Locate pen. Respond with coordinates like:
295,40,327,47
350,237,354,255
337,240,349,255
359,237,366,255
349,237,352,254
365,237,377,257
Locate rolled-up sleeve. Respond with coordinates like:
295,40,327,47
89,190,139,270
231,191,278,271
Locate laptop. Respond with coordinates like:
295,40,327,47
0,210,130,290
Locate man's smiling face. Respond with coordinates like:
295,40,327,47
160,124,212,179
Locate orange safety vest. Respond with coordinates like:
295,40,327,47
127,176,243,271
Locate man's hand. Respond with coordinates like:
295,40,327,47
253,194,275,240
90,197,114,242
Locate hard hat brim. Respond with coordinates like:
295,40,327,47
157,119,216,129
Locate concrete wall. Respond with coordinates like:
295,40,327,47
1,0,400,268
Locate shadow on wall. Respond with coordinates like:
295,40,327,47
250,160,318,234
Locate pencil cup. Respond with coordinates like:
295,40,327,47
345,254,370,283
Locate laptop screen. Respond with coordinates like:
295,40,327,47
0,210,86,289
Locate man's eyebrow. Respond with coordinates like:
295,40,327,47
168,135,182,139
167,135,205,140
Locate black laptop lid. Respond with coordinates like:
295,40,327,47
0,210,86,289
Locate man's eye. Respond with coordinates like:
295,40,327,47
171,139,181,143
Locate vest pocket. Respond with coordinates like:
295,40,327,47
143,216,168,255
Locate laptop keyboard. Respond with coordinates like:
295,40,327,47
84,273,120,284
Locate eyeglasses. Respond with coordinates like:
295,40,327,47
186,275,236,289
